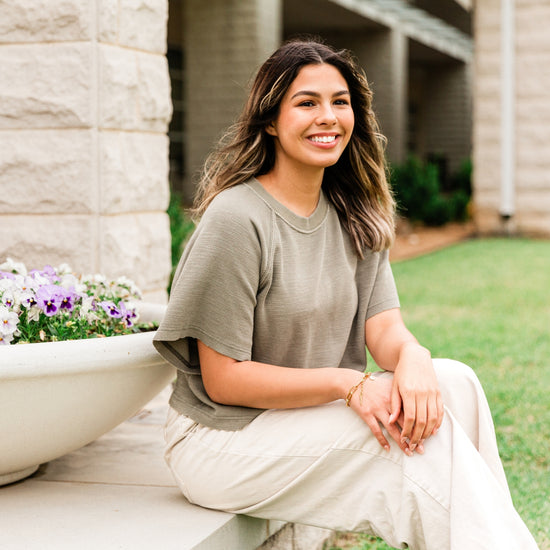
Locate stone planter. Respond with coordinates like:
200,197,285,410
0,303,174,486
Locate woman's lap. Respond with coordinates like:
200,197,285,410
164,359,538,550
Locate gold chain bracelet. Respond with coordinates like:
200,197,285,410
345,371,372,407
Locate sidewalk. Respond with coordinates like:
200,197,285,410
0,386,287,550
390,221,475,262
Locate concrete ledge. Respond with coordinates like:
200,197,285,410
0,387,288,550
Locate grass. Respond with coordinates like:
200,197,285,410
328,238,550,550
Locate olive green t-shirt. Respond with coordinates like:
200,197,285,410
153,178,400,430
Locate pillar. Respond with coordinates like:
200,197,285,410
0,0,173,301
183,0,282,201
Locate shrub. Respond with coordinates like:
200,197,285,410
167,192,195,291
390,155,471,226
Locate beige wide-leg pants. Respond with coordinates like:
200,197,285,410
164,359,539,550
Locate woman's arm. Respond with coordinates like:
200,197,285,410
365,308,444,452
199,339,415,455
198,340,358,409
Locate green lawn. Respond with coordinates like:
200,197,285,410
329,238,550,550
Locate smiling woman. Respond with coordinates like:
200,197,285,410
152,39,538,550
264,64,354,173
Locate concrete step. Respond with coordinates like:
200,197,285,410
0,387,287,550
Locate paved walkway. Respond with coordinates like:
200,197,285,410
0,387,285,550
390,221,475,262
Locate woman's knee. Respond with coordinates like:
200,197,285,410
432,358,481,391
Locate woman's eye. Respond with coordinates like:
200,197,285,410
298,100,315,107
334,99,350,106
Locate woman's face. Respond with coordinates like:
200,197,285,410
266,63,355,174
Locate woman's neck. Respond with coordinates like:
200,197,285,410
257,164,323,218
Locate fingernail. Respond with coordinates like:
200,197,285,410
405,448,413,457
417,443,424,454
409,443,417,452
384,445,390,452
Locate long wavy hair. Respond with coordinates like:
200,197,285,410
193,38,395,256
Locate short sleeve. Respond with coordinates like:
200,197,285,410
365,249,400,319
153,206,262,372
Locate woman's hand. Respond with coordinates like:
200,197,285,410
346,372,417,456
389,343,444,453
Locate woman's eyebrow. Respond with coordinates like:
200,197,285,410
290,89,350,100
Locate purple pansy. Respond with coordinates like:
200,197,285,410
118,301,137,327
100,301,123,319
59,288,77,312
35,285,64,317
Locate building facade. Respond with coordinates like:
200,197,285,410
169,0,474,205
1,0,548,302
0,0,172,302
474,0,550,235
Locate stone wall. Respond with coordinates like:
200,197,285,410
473,0,550,236
182,0,281,200
514,0,550,234
0,0,172,301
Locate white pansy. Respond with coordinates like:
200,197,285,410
0,278,16,292
56,263,72,275
27,306,41,322
0,332,14,345
0,258,27,275
0,305,19,335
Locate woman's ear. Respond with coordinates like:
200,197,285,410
265,121,277,137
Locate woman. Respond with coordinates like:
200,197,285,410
154,39,538,549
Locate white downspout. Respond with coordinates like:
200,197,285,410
500,0,515,219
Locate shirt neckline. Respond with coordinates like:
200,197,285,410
247,178,329,233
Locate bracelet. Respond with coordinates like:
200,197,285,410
345,371,372,407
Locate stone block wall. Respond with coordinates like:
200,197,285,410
474,0,550,236
183,0,281,198
514,0,550,234
332,29,408,166
422,62,472,175
0,0,172,301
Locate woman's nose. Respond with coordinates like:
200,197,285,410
316,103,337,125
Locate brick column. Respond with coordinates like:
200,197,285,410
422,62,472,175
0,0,172,301
343,29,408,165
183,0,282,199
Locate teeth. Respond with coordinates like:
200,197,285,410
310,135,336,143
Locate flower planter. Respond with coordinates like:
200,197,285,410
0,303,174,486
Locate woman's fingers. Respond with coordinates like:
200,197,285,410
364,415,391,451
389,383,402,424
399,390,416,445
398,389,442,452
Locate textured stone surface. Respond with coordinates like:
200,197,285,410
184,0,282,196
473,0,550,236
0,43,92,129
98,0,118,43
99,212,171,295
100,132,170,214
0,215,97,275
0,0,172,298
137,52,173,131
0,130,94,214
0,0,91,43
99,45,140,130
119,0,168,53
99,46,171,131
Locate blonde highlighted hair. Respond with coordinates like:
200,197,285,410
193,38,395,257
